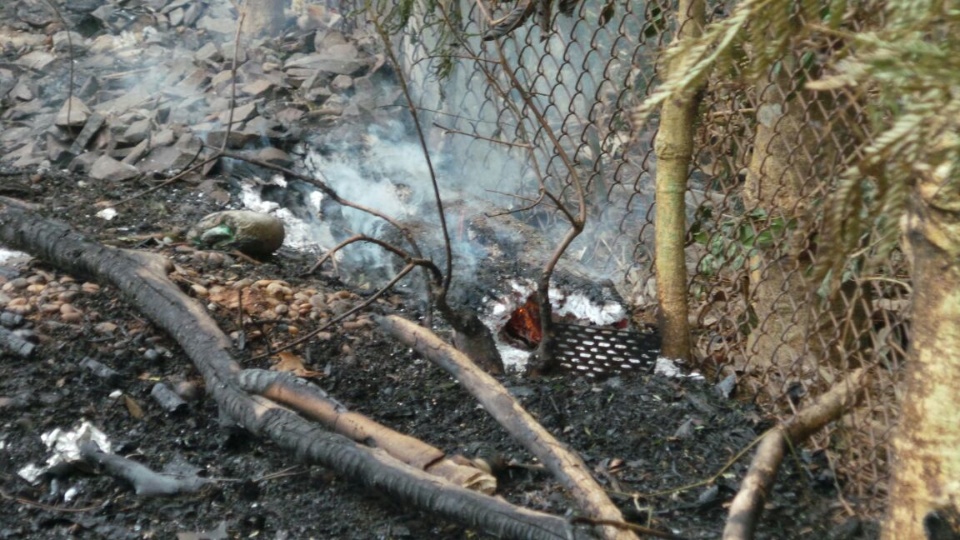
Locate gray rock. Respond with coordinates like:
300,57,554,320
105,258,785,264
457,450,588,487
9,79,35,101
121,118,153,144
218,102,258,124
331,74,353,92
284,48,368,76
138,145,198,173
257,147,292,167
15,51,55,71
55,97,91,127
90,154,140,181
204,128,261,149
52,31,85,53
69,111,107,154
194,42,222,64
241,79,274,97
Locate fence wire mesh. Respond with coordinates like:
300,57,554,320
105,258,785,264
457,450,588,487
355,0,908,518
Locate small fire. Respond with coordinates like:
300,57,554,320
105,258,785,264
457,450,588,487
503,295,542,348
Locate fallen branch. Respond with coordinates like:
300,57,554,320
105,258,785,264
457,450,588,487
375,314,642,540
237,369,496,494
0,199,594,540
722,368,868,540
79,442,211,497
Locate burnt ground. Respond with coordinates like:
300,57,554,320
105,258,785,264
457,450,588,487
0,170,877,539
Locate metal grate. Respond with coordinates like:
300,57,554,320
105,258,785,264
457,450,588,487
552,324,660,377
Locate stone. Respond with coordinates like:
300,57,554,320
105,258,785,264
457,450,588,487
121,139,149,165
138,145,199,173
69,112,107,154
284,47,368,76
120,118,152,144
55,97,91,127
52,31,85,53
241,79,274,97
204,128,260,149
188,210,285,258
257,147,292,167
168,7,184,26
331,74,353,92
9,79,35,101
69,152,101,174
194,42,222,64
90,154,140,181
218,102,258,125
15,50,56,71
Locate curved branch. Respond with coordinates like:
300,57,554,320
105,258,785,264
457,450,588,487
723,368,868,540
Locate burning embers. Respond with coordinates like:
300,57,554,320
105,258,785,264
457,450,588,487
489,280,660,376
502,295,542,347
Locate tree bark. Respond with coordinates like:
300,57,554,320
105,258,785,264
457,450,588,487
884,181,960,538
236,369,496,493
652,0,705,361
0,199,594,540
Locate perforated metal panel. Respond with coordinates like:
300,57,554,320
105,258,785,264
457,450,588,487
552,324,660,377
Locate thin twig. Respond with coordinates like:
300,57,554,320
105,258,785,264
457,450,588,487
433,122,532,149
247,262,418,361
374,19,454,301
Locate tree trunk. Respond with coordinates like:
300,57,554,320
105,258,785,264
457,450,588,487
652,0,705,361
884,181,960,538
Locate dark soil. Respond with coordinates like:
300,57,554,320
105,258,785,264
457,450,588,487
0,169,877,539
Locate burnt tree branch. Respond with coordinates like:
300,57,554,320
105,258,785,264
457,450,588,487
722,368,868,540
237,369,496,493
0,199,594,540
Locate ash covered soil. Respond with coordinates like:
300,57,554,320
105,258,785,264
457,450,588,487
0,1,874,538
0,170,871,540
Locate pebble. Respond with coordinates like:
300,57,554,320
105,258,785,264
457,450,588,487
308,295,327,311
6,278,28,290
39,303,62,314
144,349,160,361
94,322,118,334
81,282,100,294
232,278,254,289
273,303,289,315
191,284,209,297
265,281,291,298
7,303,34,315
58,290,77,302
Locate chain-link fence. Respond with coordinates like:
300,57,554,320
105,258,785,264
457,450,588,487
354,0,908,517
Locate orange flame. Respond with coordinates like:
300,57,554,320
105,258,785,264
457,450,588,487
504,295,542,347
